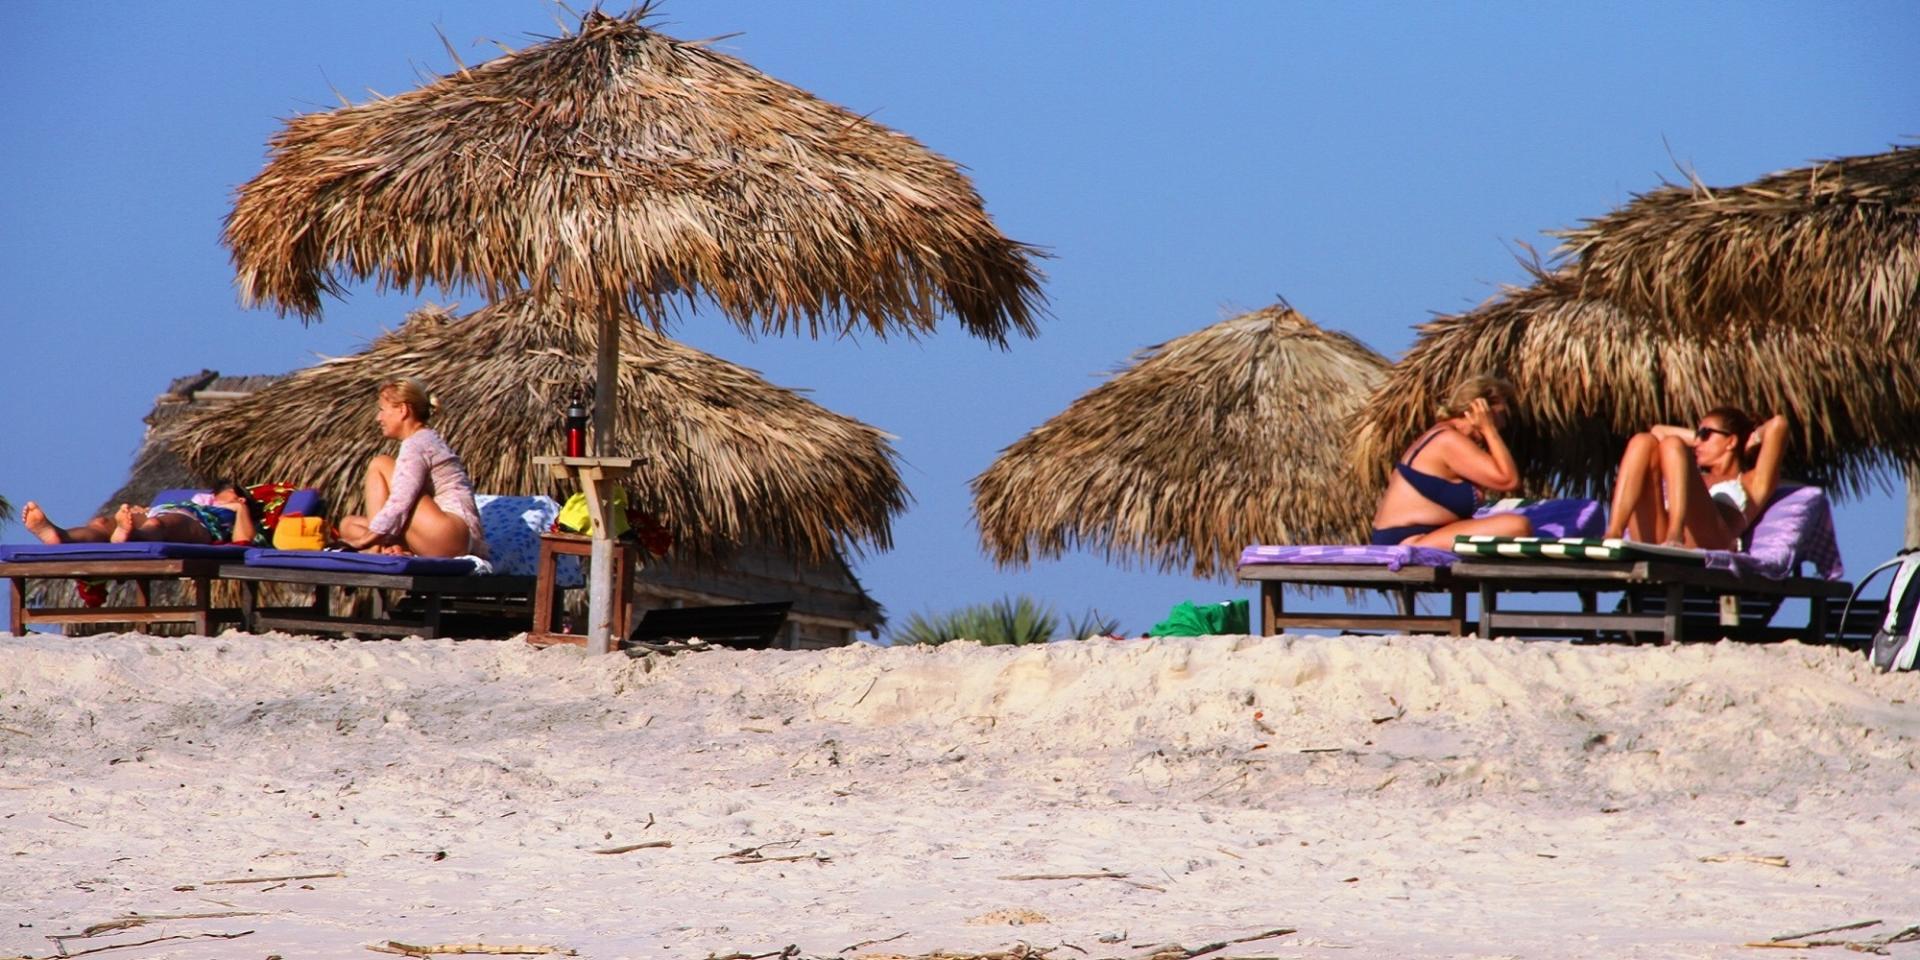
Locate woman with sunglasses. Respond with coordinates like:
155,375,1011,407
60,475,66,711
1602,407,1789,549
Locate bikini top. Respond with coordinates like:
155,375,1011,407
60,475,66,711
1395,430,1478,520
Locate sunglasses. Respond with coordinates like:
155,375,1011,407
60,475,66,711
1695,426,1734,441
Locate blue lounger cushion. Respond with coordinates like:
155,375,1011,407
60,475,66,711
242,549,478,577
0,542,250,562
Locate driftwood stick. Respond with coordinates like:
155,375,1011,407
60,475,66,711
367,942,577,957
840,932,909,953
703,947,796,960
1768,919,1881,943
591,840,672,855
203,871,344,885
46,930,252,958
997,871,1164,891
60,912,261,940
1137,928,1297,960
1698,854,1789,868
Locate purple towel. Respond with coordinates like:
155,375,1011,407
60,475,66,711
1703,485,1844,581
1238,543,1457,572
1475,498,1607,538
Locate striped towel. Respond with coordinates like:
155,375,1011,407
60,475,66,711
1453,535,1707,565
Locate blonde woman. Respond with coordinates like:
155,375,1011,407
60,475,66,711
1368,375,1532,548
335,379,489,559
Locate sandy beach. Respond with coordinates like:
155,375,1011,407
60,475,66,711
0,632,1915,959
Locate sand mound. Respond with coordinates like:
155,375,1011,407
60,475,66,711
1,633,1914,958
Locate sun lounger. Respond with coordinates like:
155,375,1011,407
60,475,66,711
221,495,561,639
1,540,250,635
0,486,323,636
1236,544,1469,636
1233,498,1606,637
1451,485,1850,644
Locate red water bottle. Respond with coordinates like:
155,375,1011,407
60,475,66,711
565,399,588,457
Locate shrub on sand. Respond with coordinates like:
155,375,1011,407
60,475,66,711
891,595,1119,646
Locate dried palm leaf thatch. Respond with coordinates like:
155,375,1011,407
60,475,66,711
1351,272,1920,502
972,304,1389,580
225,7,1045,343
162,293,907,563
1555,143,1920,335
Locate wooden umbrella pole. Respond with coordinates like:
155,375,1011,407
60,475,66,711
586,310,622,653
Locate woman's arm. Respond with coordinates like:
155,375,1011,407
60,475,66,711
1648,423,1696,443
1741,415,1790,519
367,436,429,542
229,503,257,545
1443,398,1523,492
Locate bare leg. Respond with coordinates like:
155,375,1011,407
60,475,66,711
396,495,474,557
1655,437,1701,547
21,502,115,544
1658,445,1739,549
363,454,395,516
126,511,214,544
335,455,398,549
1605,433,1666,540
1406,512,1533,549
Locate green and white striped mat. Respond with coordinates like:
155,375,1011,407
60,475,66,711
1452,536,1707,564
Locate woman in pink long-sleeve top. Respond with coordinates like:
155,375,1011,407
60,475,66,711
335,378,489,559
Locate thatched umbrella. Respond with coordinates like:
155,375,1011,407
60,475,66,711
971,303,1389,580
162,294,907,563
1349,271,1920,504
226,7,1046,450
1555,144,1920,336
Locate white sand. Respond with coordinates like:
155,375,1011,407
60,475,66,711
0,632,1915,959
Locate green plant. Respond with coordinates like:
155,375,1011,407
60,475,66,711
889,596,1121,646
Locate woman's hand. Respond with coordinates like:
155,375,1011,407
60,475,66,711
1463,397,1497,436
1749,414,1788,453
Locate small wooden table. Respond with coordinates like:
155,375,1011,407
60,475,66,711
526,532,636,647
531,455,644,654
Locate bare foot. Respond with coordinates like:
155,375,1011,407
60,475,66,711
109,504,137,543
21,502,63,544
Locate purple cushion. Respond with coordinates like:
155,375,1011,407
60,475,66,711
1239,544,1457,571
0,542,249,562
1475,498,1606,538
1703,484,1845,581
242,548,477,576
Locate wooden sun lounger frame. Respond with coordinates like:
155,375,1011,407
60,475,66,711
219,563,536,639
1236,563,1470,636
1452,557,1854,645
2,558,243,636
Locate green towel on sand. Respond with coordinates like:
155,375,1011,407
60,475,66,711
1147,599,1251,637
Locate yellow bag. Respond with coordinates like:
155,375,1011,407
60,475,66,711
555,490,631,539
272,515,327,551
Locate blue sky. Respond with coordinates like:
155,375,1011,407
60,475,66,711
2,2,1915,636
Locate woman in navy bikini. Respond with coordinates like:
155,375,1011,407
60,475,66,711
1369,375,1531,548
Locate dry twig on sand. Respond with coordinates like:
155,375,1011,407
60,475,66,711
30,930,253,959
200,871,345,886
1745,922,1920,954
1698,854,1790,868
367,942,576,957
1130,927,1296,960
590,840,672,855
54,912,262,941
841,932,911,953
998,871,1166,893
716,840,831,865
